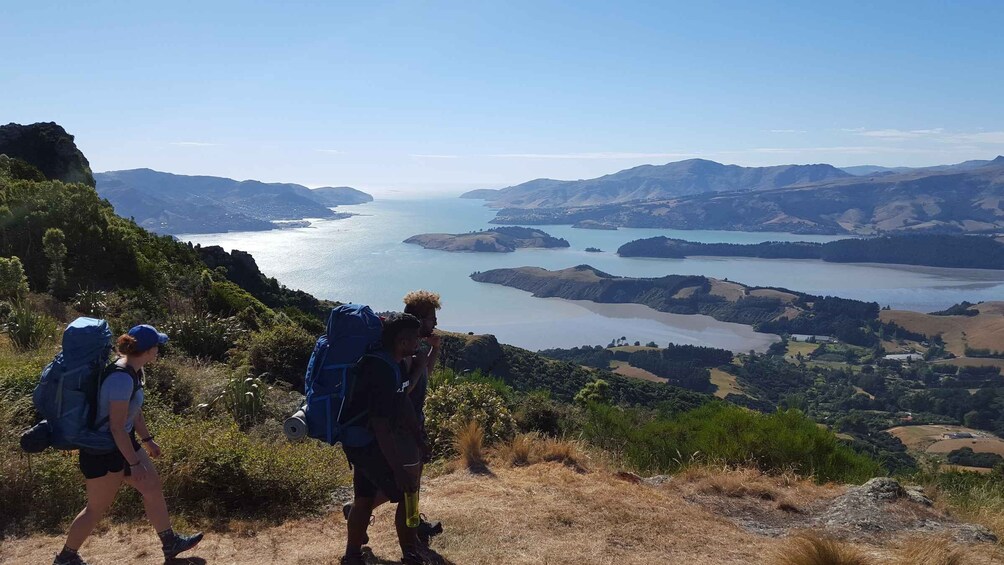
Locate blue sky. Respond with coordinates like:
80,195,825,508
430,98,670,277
3,1,1003,196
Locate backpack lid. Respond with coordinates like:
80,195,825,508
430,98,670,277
61,317,112,364
326,304,382,341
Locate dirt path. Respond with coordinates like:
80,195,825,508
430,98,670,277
2,463,998,564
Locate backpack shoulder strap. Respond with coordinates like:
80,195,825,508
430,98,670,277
92,360,141,429
361,352,402,387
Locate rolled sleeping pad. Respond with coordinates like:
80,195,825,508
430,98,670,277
283,408,308,441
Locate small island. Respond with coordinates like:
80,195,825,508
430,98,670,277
585,247,603,253
572,220,618,230
404,226,570,253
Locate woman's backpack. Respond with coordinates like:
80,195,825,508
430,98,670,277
20,317,117,453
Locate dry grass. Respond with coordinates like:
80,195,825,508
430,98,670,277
610,359,666,383
880,303,1004,357
890,536,968,565
496,433,587,472
710,367,744,398
455,420,485,469
772,533,874,565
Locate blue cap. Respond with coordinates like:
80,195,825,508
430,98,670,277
127,324,169,352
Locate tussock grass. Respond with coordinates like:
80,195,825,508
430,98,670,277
455,420,485,470
891,536,967,565
772,533,873,565
497,433,588,472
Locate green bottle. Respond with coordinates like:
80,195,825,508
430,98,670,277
404,490,420,528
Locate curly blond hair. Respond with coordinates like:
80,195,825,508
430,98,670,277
403,289,441,316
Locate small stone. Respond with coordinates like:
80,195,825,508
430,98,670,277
954,524,998,543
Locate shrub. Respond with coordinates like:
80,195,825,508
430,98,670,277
207,279,273,317
213,373,268,428
581,403,882,483
424,380,516,457
70,289,108,318
142,359,198,414
3,302,57,350
153,417,349,521
243,323,315,387
0,449,85,536
0,257,29,301
513,390,565,437
162,314,245,361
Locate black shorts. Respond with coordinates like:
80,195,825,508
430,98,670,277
78,433,141,480
342,442,404,503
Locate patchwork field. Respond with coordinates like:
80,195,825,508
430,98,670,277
887,425,1004,461
880,301,1004,357
609,360,665,383
709,368,743,398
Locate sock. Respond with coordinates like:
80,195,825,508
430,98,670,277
58,546,78,557
157,528,176,544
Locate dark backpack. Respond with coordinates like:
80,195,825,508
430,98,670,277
299,304,395,446
21,318,114,452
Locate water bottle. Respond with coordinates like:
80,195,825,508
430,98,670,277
404,490,420,528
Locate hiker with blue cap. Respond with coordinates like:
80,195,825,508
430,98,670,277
54,324,203,565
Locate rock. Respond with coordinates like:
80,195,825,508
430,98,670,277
904,486,933,507
858,477,905,501
643,475,672,486
615,471,643,484
954,524,998,543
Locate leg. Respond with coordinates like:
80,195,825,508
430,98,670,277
345,497,374,557
395,500,420,556
64,471,124,550
123,448,170,532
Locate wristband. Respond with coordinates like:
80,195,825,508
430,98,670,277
141,436,154,443
129,461,142,467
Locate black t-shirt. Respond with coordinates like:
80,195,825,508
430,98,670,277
341,353,409,433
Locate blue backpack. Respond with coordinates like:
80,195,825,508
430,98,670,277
21,317,117,452
302,304,398,447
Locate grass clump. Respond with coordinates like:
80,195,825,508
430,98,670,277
425,379,516,458
455,420,485,469
772,532,872,565
2,302,57,351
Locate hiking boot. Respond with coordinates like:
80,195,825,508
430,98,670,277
401,550,426,565
162,531,204,559
340,553,367,565
53,552,88,565
342,502,370,545
417,515,443,547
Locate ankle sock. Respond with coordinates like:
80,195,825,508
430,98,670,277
58,546,79,558
157,528,176,544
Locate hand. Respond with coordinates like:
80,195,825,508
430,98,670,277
394,467,418,493
130,460,151,484
425,334,441,349
145,439,162,459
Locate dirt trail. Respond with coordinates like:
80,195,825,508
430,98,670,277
1,463,998,564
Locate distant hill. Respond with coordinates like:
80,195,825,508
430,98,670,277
462,158,851,208
95,168,372,234
842,159,993,176
0,122,95,187
490,157,1004,235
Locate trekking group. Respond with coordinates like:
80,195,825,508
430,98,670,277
24,290,447,565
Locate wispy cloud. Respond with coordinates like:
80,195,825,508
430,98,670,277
170,141,218,147
485,152,698,160
767,129,806,134
409,154,460,159
843,128,1004,144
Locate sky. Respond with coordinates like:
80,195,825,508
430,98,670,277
3,1,1004,197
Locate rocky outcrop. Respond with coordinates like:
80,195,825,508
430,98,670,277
0,122,95,186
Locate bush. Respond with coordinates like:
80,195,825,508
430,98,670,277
513,391,566,437
0,449,85,536
142,359,199,414
162,314,245,361
243,324,315,387
3,302,57,350
213,373,268,428
207,280,273,317
0,257,29,301
153,417,349,521
424,380,516,457
70,289,108,318
581,402,882,483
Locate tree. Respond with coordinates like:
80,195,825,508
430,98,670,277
0,256,30,300
575,378,610,406
42,228,67,297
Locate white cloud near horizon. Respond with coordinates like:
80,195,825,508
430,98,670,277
768,129,807,134
845,128,1004,144
485,152,698,160
409,154,460,159
169,141,218,147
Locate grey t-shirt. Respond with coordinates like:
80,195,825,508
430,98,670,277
95,366,144,433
